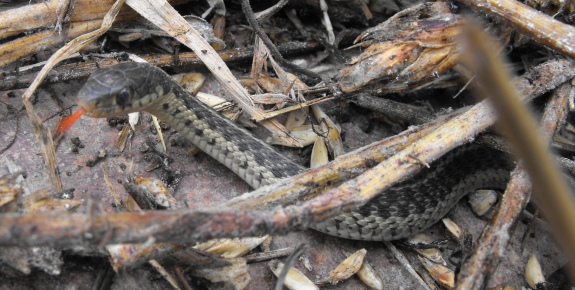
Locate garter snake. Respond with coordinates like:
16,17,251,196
76,62,512,241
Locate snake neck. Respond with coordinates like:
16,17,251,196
144,84,305,189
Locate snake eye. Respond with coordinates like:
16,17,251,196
116,89,132,106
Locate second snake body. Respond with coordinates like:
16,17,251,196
76,62,511,241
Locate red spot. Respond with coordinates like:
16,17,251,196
55,107,86,136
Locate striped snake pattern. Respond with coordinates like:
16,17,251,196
76,62,511,241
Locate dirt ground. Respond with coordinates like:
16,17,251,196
0,65,569,289
1,0,574,288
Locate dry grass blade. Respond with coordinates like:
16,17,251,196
525,255,546,288
272,244,308,290
419,256,454,288
18,0,125,193
356,258,384,290
152,116,166,152
442,218,462,239
240,0,320,80
136,176,179,209
285,108,309,129
268,245,316,290
384,242,431,290
125,0,298,146
194,236,268,259
310,137,329,168
0,0,70,38
269,260,318,290
174,249,250,289
456,27,575,287
408,234,446,265
251,38,269,91
252,93,293,104
101,163,122,209
172,72,206,95
149,260,181,290
468,189,498,216
322,249,366,285
0,174,23,209
311,105,344,158
20,188,82,214
267,128,317,147
252,95,336,122
115,125,133,152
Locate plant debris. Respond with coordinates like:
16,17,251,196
1,0,575,289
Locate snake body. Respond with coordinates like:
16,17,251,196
77,62,512,241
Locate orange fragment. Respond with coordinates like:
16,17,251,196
55,107,86,136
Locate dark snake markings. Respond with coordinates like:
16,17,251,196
76,62,512,241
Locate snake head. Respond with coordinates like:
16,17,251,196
77,62,160,118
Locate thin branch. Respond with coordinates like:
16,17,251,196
254,0,289,22
252,94,336,122
349,93,433,125
0,41,321,91
274,244,307,290
241,0,321,81
244,247,295,263
174,267,193,290
384,241,431,290
458,0,575,58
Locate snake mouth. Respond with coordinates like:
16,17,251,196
76,99,123,118
78,102,125,118
77,93,159,118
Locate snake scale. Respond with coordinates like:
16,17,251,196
76,62,512,241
